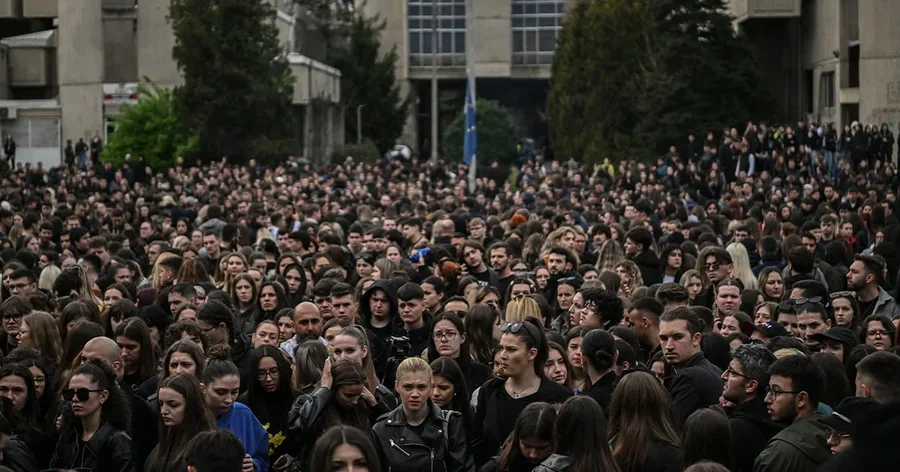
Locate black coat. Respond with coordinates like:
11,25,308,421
727,395,785,472
2,436,40,472
49,421,135,472
631,249,663,286
372,401,475,472
664,352,723,425
586,371,616,414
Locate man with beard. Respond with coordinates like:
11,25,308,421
489,242,514,297
847,254,900,319
722,344,782,472
755,355,831,472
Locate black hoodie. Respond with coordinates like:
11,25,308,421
819,402,900,472
630,249,663,286
727,395,785,472
360,280,399,379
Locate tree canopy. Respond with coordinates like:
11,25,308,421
169,0,294,162
548,0,775,163
443,98,517,165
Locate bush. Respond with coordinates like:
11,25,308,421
331,139,381,164
442,99,517,165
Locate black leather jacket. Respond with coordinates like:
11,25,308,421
49,421,135,472
372,401,475,472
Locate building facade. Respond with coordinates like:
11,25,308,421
729,0,900,133
0,0,344,167
363,0,570,151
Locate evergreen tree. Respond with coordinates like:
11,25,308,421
169,0,294,162
328,13,412,154
548,0,774,163
443,99,517,164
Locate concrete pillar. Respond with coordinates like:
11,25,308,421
58,0,105,143
858,0,900,156
0,45,9,99
474,0,511,77
137,0,180,88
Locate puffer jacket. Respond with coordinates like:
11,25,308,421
372,401,475,472
49,421,135,472
532,454,572,472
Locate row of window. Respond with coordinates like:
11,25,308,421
407,0,564,66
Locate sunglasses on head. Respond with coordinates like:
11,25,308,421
62,387,104,402
829,291,855,299
501,321,537,344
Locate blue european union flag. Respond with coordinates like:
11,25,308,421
463,79,477,166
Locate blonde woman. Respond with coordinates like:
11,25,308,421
680,269,706,304
505,296,542,322
540,226,578,255
221,252,249,292
151,252,179,289
39,265,62,291
614,260,643,298
726,242,758,290
596,239,625,273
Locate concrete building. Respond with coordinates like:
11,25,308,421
729,0,900,134
0,0,343,167
362,0,570,150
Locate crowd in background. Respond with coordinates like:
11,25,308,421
0,119,896,471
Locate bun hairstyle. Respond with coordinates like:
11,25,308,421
581,329,617,371
203,344,239,385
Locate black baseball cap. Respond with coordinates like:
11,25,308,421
822,397,879,434
754,321,789,339
811,326,859,350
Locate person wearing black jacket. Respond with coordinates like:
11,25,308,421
581,329,618,413
196,300,253,392
372,357,474,472
722,344,783,472
383,283,434,389
360,279,400,379
660,307,723,425
425,312,491,396
625,226,663,286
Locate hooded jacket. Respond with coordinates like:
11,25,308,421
665,351,723,425
360,280,400,379
630,249,663,286
753,411,831,472
532,454,572,472
727,395,784,472
372,401,475,472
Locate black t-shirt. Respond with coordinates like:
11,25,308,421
858,297,877,319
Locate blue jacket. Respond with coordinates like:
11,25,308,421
217,402,270,472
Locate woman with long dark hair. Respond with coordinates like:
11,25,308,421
138,339,206,404
331,325,397,413
309,425,382,472
54,321,104,394
534,396,620,472
482,402,556,472
230,273,258,331
50,359,134,471
0,363,53,468
473,318,572,465
114,317,158,391
282,263,307,307
289,358,375,465
608,371,683,472
545,341,574,391
238,344,297,470
430,356,474,434
427,312,492,395
146,373,215,472
293,338,328,394
682,408,733,470
660,244,685,284
241,280,286,335
203,345,269,472
465,303,500,365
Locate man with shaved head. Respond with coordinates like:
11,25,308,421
279,302,325,359
80,336,157,466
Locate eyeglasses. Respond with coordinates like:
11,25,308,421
793,297,823,307
703,263,721,272
200,324,217,334
1,313,23,322
765,386,800,399
62,388,104,402
867,330,890,338
777,301,797,313
829,291,855,299
257,368,279,380
827,430,851,444
724,367,749,379
501,321,537,345
433,330,459,341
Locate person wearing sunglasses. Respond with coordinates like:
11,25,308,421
694,247,733,310
50,359,135,472
720,344,780,472
472,318,571,466
755,355,831,472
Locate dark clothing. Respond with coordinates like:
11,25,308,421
753,254,782,276
641,441,685,472
726,396,784,472
586,371,617,413
49,421,135,472
496,274,514,302
382,313,434,389
360,279,400,379
818,402,900,472
3,436,40,472
472,377,572,466
753,412,831,472
630,249,663,286
372,401,475,472
231,332,254,392
532,454,572,472
123,381,157,469
470,266,499,287
664,352,723,425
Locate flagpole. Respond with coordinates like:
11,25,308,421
466,0,477,194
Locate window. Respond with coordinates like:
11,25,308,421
511,0,564,65
820,71,835,109
408,0,466,67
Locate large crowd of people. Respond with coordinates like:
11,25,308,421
0,118,897,472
